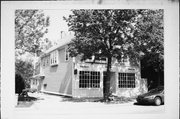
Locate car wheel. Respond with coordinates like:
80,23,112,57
154,97,161,106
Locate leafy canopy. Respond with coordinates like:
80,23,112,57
15,59,34,80
65,10,139,62
135,10,164,71
64,9,164,100
15,10,50,55
65,9,163,68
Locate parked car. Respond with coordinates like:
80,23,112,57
136,86,164,106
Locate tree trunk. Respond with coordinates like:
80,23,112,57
104,56,112,101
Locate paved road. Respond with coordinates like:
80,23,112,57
14,93,165,119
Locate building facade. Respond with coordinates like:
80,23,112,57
31,43,147,98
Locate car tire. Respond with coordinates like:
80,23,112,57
154,97,161,106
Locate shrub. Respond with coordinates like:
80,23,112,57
15,73,25,95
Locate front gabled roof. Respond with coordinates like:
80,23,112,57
40,42,69,58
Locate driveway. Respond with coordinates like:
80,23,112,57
14,92,165,119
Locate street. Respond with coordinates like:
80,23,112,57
14,93,165,119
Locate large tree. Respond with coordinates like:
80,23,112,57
15,10,50,90
15,10,50,56
64,9,164,100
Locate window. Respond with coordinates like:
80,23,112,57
118,73,135,88
79,71,100,88
65,48,69,61
50,50,59,66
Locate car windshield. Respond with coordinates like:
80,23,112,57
149,87,164,93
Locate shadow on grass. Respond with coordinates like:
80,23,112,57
16,101,34,108
62,97,103,102
61,96,135,104
16,95,39,108
18,96,38,101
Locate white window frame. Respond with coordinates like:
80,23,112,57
118,73,136,88
79,71,100,88
50,50,59,66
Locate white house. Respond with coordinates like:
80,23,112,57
31,42,148,98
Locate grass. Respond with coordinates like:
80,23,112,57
62,96,135,104
15,92,136,108
62,97,103,102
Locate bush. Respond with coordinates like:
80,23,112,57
15,73,25,95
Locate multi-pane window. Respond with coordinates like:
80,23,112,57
42,56,50,67
79,71,100,88
118,73,135,88
50,50,59,66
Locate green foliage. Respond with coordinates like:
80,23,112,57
41,38,53,51
64,9,141,100
15,59,34,88
15,10,50,55
15,73,25,95
64,9,164,69
64,9,164,100
64,10,139,62
135,10,164,72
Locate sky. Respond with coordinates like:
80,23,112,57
18,9,74,60
43,9,74,45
